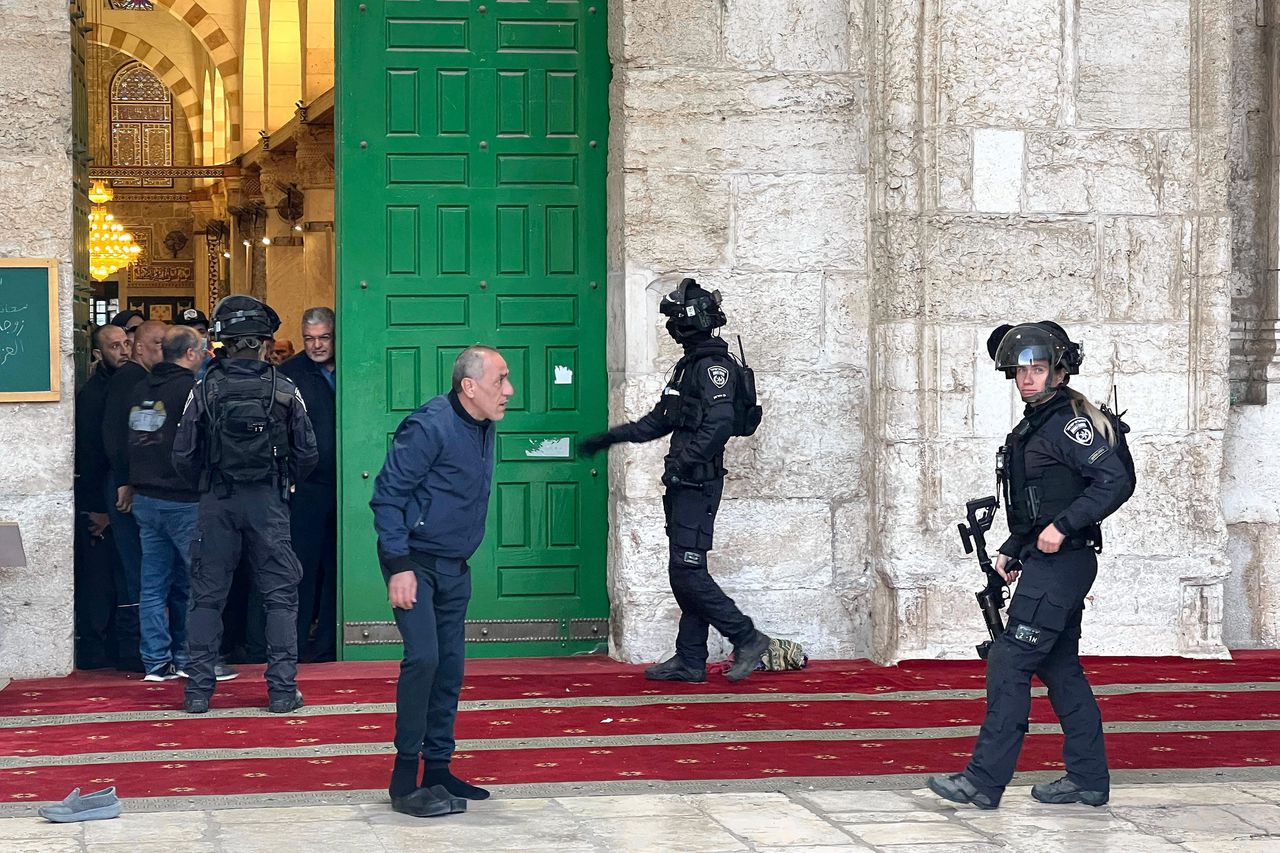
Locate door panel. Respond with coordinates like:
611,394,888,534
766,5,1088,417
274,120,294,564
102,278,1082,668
338,0,610,658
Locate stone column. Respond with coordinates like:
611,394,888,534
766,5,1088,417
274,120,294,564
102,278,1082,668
296,125,336,325
258,151,307,338
190,189,215,316
0,0,76,676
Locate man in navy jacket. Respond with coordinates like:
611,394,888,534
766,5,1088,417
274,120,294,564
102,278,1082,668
280,307,338,661
370,345,513,818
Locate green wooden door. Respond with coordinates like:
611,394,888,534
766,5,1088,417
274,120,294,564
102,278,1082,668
336,0,610,659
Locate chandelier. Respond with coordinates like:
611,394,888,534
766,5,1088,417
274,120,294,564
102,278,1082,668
88,180,141,281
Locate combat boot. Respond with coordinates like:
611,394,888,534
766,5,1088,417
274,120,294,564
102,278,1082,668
724,632,771,682
927,773,1000,810
1031,776,1108,806
644,656,707,683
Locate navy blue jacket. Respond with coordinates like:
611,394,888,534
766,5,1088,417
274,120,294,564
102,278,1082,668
370,392,496,573
279,352,336,485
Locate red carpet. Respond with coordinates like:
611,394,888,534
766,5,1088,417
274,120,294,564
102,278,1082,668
2,653,1278,804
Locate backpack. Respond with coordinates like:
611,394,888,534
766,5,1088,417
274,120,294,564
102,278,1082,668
201,363,293,485
1099,402,1137,504
728,336,763,437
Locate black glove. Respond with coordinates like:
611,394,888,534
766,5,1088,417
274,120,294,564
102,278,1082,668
578,433,613,457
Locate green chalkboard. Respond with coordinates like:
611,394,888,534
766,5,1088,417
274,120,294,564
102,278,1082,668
0,259,59,402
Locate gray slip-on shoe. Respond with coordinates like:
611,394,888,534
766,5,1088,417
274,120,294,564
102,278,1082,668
38,786,122,823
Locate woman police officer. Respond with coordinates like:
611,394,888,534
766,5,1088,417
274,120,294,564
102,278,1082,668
928,321,1135,810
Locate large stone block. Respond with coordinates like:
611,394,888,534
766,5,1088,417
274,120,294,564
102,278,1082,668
923,217,1098,322
0,33,72,156
0,494,75,677
1158,131,1196,214
1099,217,1188,322
0,159,74,256
725,369,867,501
1077,0,1190,128
617,0,721,67
1224,523,1280,648
971,129,1024,213
716,272,824,371
1105,434,1224,557
622,70,865,173
934,128,974,212
622,172,732,270
734,173,868,272
1024,132,1160,214
724,0,851,72
821,271,870,370
711,498,833,590
937,0,1062,126
1222,403,1280,525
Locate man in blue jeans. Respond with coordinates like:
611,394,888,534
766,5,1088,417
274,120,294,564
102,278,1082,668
127,326,205,681
371,345,513,818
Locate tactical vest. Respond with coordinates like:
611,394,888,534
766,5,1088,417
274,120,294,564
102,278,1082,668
659,351,761,437
1000,416,1088,536
200,363,294,489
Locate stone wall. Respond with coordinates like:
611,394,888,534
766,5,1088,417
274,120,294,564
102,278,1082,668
605,0,874,662
868,0,1233,659
0,0,76,677
607,0,1241,663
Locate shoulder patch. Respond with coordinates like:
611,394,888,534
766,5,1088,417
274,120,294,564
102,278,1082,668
707,365,729,389
1064,416,1095,447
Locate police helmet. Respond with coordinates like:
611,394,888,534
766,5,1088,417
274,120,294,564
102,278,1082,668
658,277,726,334
989,321,1083,379
210,295,281,342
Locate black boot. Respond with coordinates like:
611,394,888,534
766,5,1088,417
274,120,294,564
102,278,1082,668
390,786,452,818
927,773,1000,810
724,632,770,682
644,656,707,683
1031,776,1108,806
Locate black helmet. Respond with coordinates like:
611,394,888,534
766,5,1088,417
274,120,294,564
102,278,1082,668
210,295,280,342
989,321,1083,378
658,277,726,340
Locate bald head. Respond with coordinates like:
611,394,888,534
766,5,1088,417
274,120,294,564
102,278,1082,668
134,320,168,370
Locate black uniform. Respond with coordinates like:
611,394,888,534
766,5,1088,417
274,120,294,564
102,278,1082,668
73,364,121,669
279,352,337,661
963,392,1133,801
172,358,318,702
595,337,756,666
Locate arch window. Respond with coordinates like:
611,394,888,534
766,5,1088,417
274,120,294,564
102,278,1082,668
110,61,173,187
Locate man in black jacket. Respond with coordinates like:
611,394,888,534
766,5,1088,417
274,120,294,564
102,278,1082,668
73,324,130,669
280,306,337,661
173,295,317,714
580,278,770,684
100,319,166,671
128,326,204,681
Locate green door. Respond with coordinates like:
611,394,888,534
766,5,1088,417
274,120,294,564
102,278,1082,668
336,0,610,658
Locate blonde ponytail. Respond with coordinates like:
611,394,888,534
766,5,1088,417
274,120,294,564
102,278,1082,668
1062,387,1116,445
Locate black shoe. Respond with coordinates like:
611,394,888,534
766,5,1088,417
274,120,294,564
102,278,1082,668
267,689,304,714
422,767,490,801
927,773,999,810
725,632,771,682
1031,776,1109,806
183,696,210,714
427,784,468,814
390,786,453,818
215,663,240,681
644,656,707,683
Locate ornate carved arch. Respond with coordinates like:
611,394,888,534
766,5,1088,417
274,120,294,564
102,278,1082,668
151,0,243,145
90,25,204,160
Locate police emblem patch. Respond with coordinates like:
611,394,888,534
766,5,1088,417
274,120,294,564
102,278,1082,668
707,366,729,388
1064,416,1094,446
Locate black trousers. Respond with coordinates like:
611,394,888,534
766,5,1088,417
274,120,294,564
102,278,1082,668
185,484,303,700
664,479,755,667
390,555,471,763
103,479,142,671
74,515,119,669
964,546,1109,799
291,481,338,661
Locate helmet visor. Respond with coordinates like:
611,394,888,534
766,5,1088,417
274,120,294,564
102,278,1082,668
992,326,1065,373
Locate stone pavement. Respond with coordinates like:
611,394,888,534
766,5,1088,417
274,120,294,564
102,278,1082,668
2,781,1279,852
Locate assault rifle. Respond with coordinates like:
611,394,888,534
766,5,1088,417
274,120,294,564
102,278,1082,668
957,495,1014,660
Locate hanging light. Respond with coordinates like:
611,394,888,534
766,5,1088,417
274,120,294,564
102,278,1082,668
87,181,142,281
